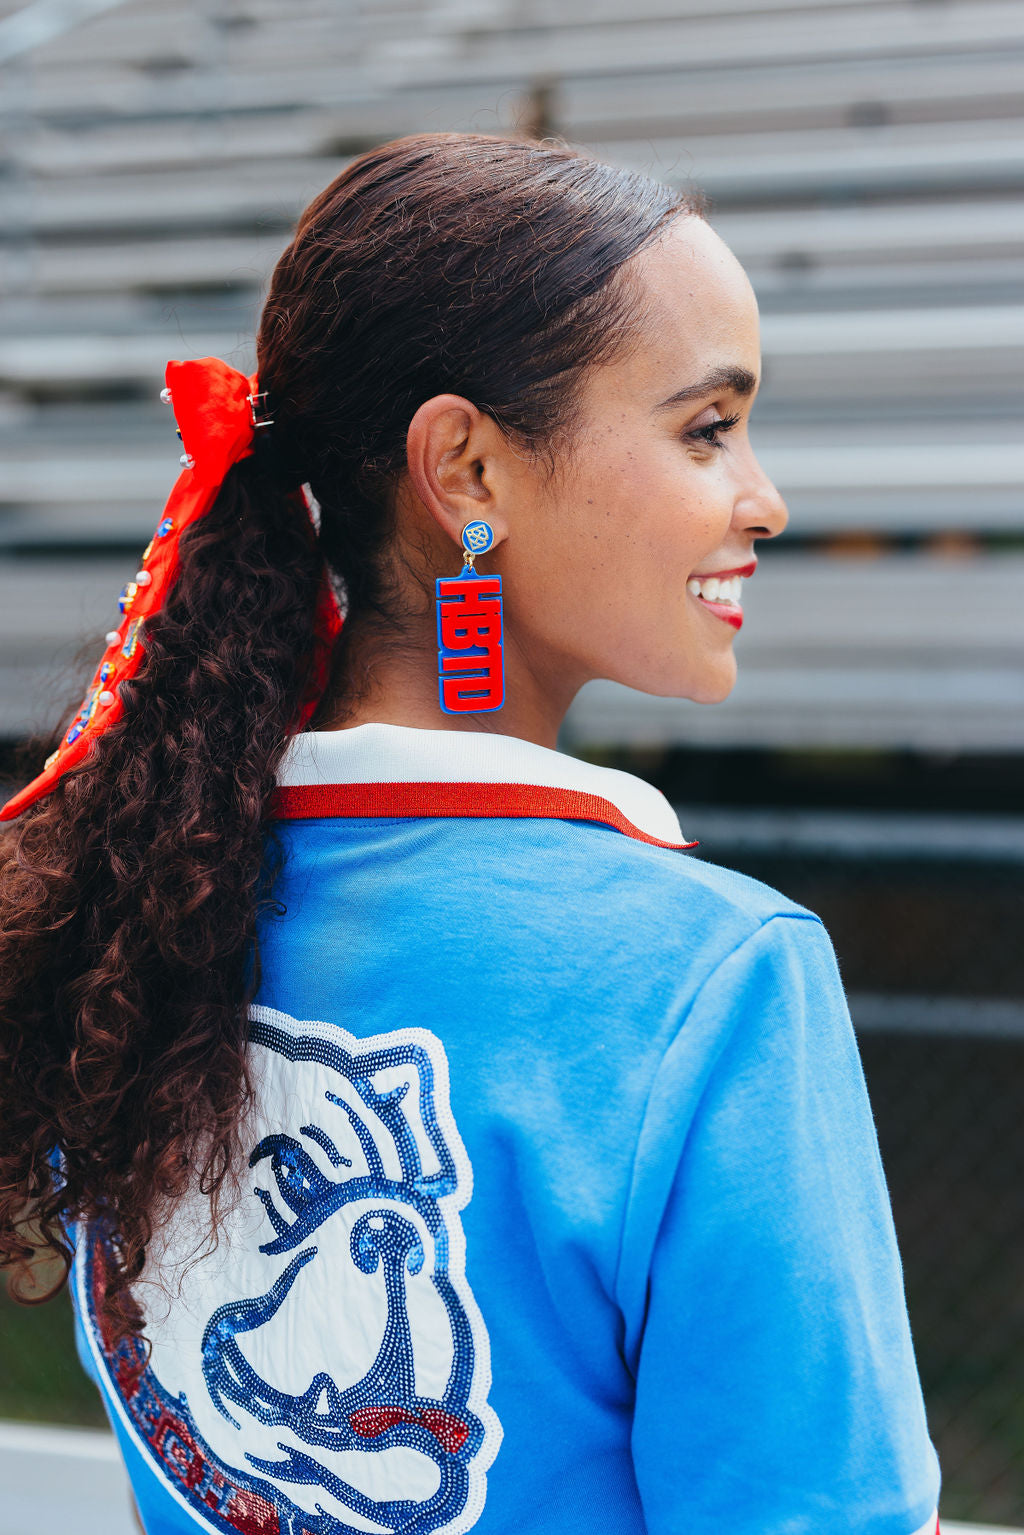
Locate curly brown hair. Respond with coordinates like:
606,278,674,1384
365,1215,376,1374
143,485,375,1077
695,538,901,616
0,132,696,1338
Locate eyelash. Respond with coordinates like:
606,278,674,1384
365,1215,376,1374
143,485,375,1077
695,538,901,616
687,412,741,449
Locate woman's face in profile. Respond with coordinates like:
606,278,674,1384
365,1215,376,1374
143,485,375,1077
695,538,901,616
501,214,789,709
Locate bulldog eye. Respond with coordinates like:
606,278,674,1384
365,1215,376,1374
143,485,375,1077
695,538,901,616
249,1134,333,1239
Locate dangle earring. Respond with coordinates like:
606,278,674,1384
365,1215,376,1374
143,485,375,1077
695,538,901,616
435,520,505,714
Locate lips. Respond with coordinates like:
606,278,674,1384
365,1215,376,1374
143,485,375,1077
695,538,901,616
687,560,755,631
692,562,757,580
698,598,743,631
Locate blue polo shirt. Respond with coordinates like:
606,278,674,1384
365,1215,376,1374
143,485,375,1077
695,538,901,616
72,724,940,1535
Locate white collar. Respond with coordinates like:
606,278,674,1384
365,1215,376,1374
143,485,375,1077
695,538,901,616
277,723,689,849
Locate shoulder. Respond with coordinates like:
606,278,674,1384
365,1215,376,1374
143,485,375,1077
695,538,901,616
272,726,830,1024
524,748,817,952
510,810,821,970
296,801,823,988
406,812,835,1084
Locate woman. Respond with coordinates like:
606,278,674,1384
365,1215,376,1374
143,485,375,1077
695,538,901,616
0,134,939,1535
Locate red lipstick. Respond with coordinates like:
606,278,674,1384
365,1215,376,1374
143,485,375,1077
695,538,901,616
690,561,757,580
700,600,743,631
687,561,754,632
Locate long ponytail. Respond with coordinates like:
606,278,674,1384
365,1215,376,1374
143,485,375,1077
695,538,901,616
0,455,324,1337
0,131,697,1336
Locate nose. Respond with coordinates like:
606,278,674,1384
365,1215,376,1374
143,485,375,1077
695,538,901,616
735,456,789,541
352,1209,425,1276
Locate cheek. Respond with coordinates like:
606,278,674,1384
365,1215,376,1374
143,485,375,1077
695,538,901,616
505,433,736,683
565,439,731,595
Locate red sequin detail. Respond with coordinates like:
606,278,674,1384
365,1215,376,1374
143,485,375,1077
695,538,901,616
420,1407,470,1454
88,1234,282,1535
349,1404,469,1454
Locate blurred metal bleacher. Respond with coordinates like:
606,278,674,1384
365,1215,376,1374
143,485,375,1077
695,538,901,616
0,0,1021,751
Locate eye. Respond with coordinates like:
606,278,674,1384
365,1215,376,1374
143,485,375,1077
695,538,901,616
249,1134,333,1236
686,412,741,450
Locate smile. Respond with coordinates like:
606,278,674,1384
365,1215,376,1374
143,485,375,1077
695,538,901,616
686,564,754,632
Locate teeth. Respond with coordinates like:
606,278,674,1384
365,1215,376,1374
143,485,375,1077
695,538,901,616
689,573,744,605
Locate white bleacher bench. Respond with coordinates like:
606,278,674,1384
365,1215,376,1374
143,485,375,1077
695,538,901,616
4,159,348,237
757,306,1024,358
8,199,1021,295
0,232,286,294
13,8,1024,119
1,218,1012,302
20,110,353,177
560,54,1024,138
713,200,1024,268
11,128,1024,241
0,333,250,388
512,0,1016,19
365,2,1024,87
595,120,1024,200
15,57,1022,156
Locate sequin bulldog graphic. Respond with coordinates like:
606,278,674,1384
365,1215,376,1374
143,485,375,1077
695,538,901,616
77,1006,502,1535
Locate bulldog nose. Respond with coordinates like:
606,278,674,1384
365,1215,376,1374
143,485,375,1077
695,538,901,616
352,1209,425,1276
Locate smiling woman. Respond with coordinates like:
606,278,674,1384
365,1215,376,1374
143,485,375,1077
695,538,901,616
342,216,788,734
0,133,938,1535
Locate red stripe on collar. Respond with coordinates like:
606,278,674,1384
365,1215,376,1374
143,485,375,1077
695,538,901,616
269,780,697,851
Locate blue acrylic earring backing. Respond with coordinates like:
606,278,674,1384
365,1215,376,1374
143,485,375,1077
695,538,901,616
435,521,504,714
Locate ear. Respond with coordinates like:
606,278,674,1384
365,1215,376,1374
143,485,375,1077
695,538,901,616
405,394,509,552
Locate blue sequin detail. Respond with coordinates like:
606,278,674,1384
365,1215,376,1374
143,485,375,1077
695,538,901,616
64,682,103,743
80,1014,498,1535
157,517,174,538
121,617,144,660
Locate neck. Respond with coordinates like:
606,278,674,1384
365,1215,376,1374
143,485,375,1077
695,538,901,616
313,609,581,751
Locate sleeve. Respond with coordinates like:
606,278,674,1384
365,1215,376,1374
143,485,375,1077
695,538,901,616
627,914,941,1535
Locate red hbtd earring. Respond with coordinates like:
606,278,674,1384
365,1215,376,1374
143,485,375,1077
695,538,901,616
435,520,504,714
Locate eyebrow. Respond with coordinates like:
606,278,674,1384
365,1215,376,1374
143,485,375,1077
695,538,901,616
653,365,759,412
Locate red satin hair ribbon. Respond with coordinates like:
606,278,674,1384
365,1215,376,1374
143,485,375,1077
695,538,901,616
0,357,343,822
